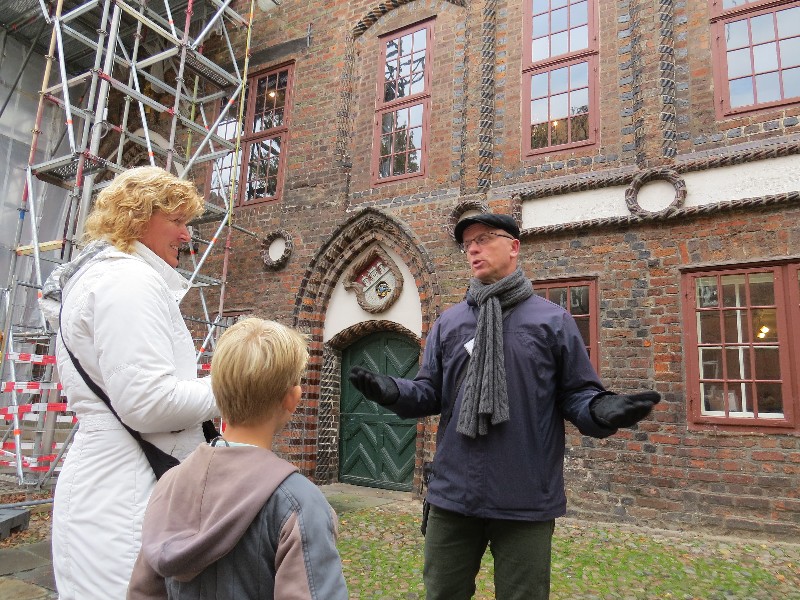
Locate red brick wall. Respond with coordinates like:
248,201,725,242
180,0,800,539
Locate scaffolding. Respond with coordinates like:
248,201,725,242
1,0,257,487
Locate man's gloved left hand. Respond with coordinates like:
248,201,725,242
590,392,661,428
348,366,400,406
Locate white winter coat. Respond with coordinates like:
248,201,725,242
46,242,218,600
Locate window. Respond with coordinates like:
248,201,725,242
682,262,800,431
208,64,293,206
533,278,599,372
522,0,598,155
373,21,432,183
711,0,800,117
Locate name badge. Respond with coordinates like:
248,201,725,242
464,338,475,356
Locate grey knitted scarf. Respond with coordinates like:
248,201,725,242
456,267,534,438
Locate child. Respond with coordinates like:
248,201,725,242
127,318,348,599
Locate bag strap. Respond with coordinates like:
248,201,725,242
58,313,146,445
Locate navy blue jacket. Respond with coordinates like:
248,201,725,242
391,292,616,521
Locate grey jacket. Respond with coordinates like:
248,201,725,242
391,292,616,521
127,444,348,600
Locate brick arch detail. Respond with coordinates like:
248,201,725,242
352,0,466,38
294,208,439,485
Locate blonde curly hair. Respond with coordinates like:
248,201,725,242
83,166,205,253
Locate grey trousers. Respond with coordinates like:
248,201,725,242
423,505,555,600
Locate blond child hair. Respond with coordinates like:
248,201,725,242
211,318,309,426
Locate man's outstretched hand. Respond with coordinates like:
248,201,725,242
590,391,661,428
348,366,400,406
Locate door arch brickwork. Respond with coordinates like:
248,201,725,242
293,208,440,489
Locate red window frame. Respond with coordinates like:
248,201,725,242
710,0,800,118
207,63,294,207
533,278,600,373
372,20,433,184
522,0,599,156
681,261,800,433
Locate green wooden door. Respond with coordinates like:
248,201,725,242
340,332,419,491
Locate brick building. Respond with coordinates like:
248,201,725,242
173,0,800,540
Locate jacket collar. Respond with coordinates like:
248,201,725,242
132,241,192,303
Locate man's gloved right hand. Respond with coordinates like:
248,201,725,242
348,366,399,406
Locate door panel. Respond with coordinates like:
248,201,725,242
340,332,419,491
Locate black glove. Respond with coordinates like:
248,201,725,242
590,391,661,428
348,366,400,406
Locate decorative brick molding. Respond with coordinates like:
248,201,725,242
260,229,293,270
624,168,686,217
477,0,497,191
351,0,466,37
657,0,677,159
512,139,800,235
293,208,440,481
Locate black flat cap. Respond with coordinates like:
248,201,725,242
454,213,520,243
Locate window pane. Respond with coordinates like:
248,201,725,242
395,108,408,129
754,346,780,379
531,73,549,99
752,42,778,73
724,347,749,379
533,0,549,14
723,309,750,343
409,127,422,150
784,66,800,98
552,7,568,32
571,87,589,115
700,347,723,379
575,316,590,346
777,7,800,38
725,20,750,50
752,308,777,341
533,13,549,38
379,156,391,177
550,92,568,119
409,104,423,127
551,66,569,94
571,113,589,141
386,39,398,60
755,71,781,103
531,97,549,124
549,287,568,308
382,112,394,134
748,273,774,305
413,29,426,50
571,61,589,87
571,1,588,27
750,13,775,45
570,25,588,51
727,48,753,79
533,37,550,61
697,277,719,308
408,149,421,173
721,274,746,307
551,31,569,56
531,122,549,148
701,382,725,412
756,382,783,415
570,286,590,315
781,38,800,69
698,312,721,344
729,76,755,107
380,133,393,157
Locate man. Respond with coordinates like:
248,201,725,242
349,212,660,599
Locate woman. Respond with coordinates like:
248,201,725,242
40,166,219,599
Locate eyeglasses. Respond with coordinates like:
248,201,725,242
459,231,515,253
